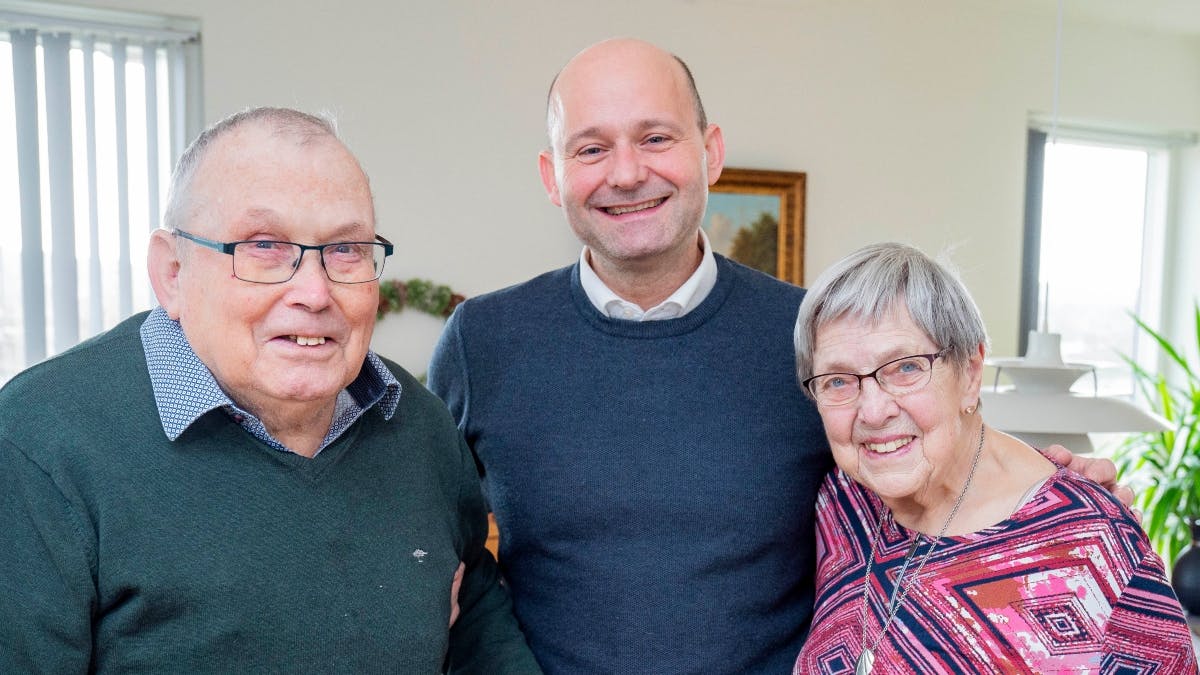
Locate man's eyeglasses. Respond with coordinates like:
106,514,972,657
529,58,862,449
174,229,394,284
803,348,950,407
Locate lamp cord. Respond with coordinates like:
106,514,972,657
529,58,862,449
1050,0,1064,144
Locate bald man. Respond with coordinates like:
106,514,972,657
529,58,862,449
431,38,825,673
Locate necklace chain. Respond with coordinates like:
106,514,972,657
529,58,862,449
855,422,986,673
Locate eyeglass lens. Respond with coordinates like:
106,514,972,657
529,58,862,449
810,354,936,405
232,241,386,283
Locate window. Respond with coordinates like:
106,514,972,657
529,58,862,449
0,2,202,384
1020,124,1193,398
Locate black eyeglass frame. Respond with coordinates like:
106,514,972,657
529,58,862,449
802,347,952,406
173,229,394,284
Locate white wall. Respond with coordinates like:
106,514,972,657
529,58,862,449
75,0,1200,372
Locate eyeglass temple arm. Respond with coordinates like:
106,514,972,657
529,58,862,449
174,230,238,255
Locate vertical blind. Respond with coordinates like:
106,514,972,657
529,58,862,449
0,2,201,383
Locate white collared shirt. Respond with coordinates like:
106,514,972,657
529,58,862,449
578,230,718,321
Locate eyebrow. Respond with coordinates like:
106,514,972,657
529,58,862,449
816,348,921,374
236,207,282,226
232,208,373,241
323,222,374,241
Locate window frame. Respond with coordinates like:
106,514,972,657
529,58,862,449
1019,121,1193,390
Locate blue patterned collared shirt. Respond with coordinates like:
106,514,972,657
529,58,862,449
139,307,401,455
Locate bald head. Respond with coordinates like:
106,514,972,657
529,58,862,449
545,39,707,148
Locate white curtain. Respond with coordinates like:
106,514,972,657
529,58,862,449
0,2,202,383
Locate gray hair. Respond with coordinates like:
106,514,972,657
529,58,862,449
162,107,343,233
793,242,990,387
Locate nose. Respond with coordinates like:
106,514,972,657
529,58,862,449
855,376,899,425
284,248,334,309
607,142,646,189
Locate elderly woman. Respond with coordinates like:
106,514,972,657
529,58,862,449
792,243,1196,674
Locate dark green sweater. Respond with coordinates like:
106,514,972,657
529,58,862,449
0,313,540,674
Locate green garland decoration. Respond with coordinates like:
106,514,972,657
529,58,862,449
376,278,466,321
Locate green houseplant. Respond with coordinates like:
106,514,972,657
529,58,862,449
1112,303,1200,565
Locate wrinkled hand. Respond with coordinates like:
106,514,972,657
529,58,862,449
1042,444,1139,520
449,561,465,628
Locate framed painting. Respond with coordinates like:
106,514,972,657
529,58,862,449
704,168,806,285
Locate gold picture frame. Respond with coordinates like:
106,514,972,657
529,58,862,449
705,168,806,285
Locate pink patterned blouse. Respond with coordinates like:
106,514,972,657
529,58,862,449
794,466,1198,674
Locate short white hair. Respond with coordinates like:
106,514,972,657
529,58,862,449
162,107,343,233
794,242,990,387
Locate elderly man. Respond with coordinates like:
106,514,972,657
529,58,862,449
0,108,539,674
429,38,1127,673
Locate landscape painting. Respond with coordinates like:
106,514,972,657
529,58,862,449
703,168,806,284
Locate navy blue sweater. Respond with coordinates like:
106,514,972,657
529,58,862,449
429,256,832,674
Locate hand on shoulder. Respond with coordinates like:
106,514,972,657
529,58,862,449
1042,444,1138,519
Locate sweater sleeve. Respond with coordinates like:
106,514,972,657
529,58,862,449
428,305,470,431
0,438,97,673
1102,547,1199,672
445,433,542,674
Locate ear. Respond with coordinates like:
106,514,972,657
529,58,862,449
960,343,986,409
703,123,725,186
538,150,562,207
148,229,184,319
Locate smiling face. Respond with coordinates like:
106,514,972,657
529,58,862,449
150,121,378,420
538,39,724,278
812,304,984,512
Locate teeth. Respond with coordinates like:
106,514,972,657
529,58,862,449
866,437,912,454
604,198,665,215
289,335,326,346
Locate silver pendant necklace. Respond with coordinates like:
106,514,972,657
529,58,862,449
854,422,985,675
